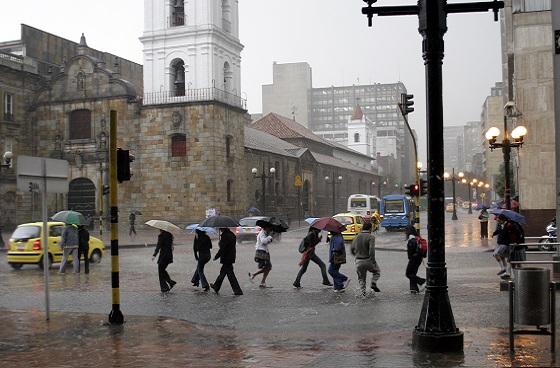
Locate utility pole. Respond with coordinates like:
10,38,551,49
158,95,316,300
361,0,503,353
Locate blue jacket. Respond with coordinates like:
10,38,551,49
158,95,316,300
329,234,345,263
60,224,79,249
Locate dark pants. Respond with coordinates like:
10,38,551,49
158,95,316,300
328,263,348,290
406,257,425,292
158,262,175,292
213,263,242,294
78,245,89,274
294,252,330,285
129,225,136,236
480,221,488,239
191,254,210,288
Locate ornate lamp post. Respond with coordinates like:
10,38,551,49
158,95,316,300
444,169,464,221
0,151,13,249
485,101,526,210
460,177,477,215
325,173,343,215
252,164,276,216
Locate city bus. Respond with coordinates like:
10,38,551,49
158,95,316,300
347,194,380,217
379,194,414,231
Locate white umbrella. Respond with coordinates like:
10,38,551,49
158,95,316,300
145,220,182,234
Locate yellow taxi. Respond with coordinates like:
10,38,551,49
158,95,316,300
332,213,365,242
446,203,455,213
7,222,105,270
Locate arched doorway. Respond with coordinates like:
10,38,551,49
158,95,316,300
302,180,310,216
68,178,96,226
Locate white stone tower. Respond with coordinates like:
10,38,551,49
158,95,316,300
140,0,243,100
347,104,376,158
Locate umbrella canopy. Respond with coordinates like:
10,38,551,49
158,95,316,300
256,219,290,233
185,224,219,236
131,210,143,215
489,209,527,225
145,220,182,234
199,215,239,228
51,210,88,225
310,217,346,233
247,207,263,216
305,217,320,225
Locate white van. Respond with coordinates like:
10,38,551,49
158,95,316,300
347,194,380,217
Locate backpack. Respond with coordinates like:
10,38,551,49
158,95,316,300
508,222,525,245
416,236,428,258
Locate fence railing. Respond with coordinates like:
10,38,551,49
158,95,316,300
143,87,247,110
0,50,23,65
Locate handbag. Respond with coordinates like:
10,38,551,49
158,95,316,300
298,239,307,253
332,251,346,265
254,249,270,262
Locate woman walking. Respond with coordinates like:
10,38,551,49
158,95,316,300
249,223,274,287
328,231,350,292
293,227,331,288
405,225,426,294
191,229,212,291
478,207,489,239
152,229,176,294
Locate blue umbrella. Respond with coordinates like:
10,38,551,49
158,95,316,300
185,224,218,236
489,209,527,225
305,217,320,225
247,207,263,216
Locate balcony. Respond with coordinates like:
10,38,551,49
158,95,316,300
143,87,247,110
170,14,185,27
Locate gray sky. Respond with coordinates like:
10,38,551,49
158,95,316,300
0,0,502,162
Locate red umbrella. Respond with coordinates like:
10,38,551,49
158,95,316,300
310,217,346,233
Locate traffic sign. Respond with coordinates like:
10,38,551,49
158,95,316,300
294,175,303,187
16,156,69,193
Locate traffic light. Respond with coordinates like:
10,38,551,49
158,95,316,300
400,93,414,116
405,183,419,197
117,148,134,183
420,179,428,196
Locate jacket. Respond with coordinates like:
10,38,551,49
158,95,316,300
193,232,212,260
351,231,376,261
214,229,237,264
406,235,422,260
153,231,174,264
60,224,79,249
303,230,321,249
255,229,273,252
78,227,90,250
328,233,345,263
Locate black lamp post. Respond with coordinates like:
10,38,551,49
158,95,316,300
461,178,473,214
361,0,504,353
444,169,464,221
325,173,342,215
0,151,13,250
252,163,276,216
485,102,526,210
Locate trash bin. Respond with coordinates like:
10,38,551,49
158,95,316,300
514,267,551,325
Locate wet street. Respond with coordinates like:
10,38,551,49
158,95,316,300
1,210,559,367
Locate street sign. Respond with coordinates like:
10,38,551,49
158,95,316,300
294,175,303,187
16,156,69,193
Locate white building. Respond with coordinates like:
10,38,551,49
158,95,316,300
140,0,244,106
347,105,376,158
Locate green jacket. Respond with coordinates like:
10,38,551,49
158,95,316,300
351,231,376,261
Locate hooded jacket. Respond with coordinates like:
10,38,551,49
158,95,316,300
60,224,79,249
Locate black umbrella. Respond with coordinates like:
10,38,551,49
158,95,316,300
259,218,289,233
199,215,239,228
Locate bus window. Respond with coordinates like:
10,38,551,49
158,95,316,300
350,198,367,208
384,200,404,213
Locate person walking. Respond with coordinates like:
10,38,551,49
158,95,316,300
59,223,80,273
478,208,489,239
350,222,381,297
328,231,350,292
191,229,212,291
492,214,511,277
210,228,243,296
405,225,426,294
293,227,332,288
249,224,274,288
129,212,137,237
152,230,176,293
77,225,90,274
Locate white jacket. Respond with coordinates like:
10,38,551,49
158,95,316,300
255,229,273,252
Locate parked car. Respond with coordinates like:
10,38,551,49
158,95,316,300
446,203,455,213
235,216,283,243
462,202,471,209
331,213,365,242
7,222,105,270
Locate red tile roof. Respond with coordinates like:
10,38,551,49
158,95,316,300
351,104,364,120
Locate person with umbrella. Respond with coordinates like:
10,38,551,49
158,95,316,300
59,221,80,274
77,225,90,274
293,227,332,289
129,212,137,237
152,229,176,293
191,228,212,291
478,207,489,239
249,221,274,288
210,227,243,296
328,229,350,293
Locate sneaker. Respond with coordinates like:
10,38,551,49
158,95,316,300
500,273,511,280
169,281,177,291
248,272,254,282
371,284,381,293
210,283,219,294
202,286,209,292
233,291,244,296
192,282,199,288
360,289,367,298
410,289,420,294
293,282,302,289
334,288,346,293
259,283,267,288
343,278,352,289
497,269,506,276
322,281,333,286
419,283,426,292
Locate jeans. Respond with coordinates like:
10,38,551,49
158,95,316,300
191,254,211,288
78,246,89,274
213,263,242,294
294,252,330,285
158,262,175,292
328,263,348,290
406,257,425,292
355,259,380,292
59,247,79,273
480,221,488,239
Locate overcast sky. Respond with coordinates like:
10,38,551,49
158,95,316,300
0,0,502,162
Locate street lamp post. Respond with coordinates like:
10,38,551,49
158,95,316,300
0,151,13,250
252,163,276,216
444,169,464,221
460,177,475,215
485,102,526,210
325,173,343,215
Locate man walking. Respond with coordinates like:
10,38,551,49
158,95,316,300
210,228,243,296
77,225,90,274
350,222,381,297
128,212,137,237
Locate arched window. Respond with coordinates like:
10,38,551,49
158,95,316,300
227,179,233,202
171,0,185,26
171,134,187,157
69,109,91,140
222,0,231,32
354,132,360,143
223,62,232,91
170,59,185,97
77,72,86,90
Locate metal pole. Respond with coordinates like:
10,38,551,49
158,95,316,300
551,282,556,352
553,1,560,260
262,162,266,215
468,182,472,214
42,158,50,321
413,0,462,352
509,281,515,353
452,168,458,220
108,110,124,325
332,172,336,215
503,115,512,210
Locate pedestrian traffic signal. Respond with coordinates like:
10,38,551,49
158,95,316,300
400,93,414,116
117,148,134,183
405,183,419,197
420,179,428,196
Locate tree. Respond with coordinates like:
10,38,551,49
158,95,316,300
493,162,516,199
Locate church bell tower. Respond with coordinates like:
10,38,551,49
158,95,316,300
140,0,243,100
